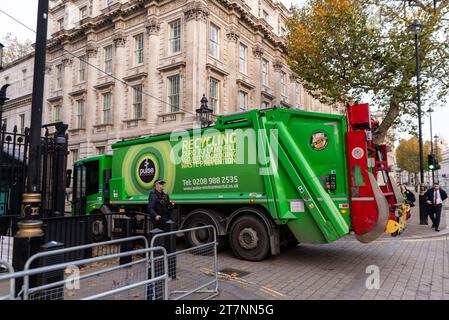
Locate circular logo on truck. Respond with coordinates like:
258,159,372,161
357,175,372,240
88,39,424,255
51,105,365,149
351,147,364,160
310,132,329,151
138,158,156,183
134,153,159,188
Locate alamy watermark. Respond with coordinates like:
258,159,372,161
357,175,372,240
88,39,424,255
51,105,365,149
365,265,380,290
169,128,279,176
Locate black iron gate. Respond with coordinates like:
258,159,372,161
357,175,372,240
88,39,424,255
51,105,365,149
0,122,69,218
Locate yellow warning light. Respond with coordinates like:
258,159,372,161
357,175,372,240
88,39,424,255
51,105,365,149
385,220,400,234
340,209,347,214
92,206,97,209
249,199,256,203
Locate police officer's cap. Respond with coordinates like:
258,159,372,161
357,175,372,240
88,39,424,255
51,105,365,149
154,178,166,185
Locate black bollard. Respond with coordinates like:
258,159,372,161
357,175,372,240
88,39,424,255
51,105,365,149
12,221,44,298
37,241,65,300
164,220,177,280
119,216,133,265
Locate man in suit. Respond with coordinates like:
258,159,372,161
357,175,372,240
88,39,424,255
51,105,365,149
424,183,448,232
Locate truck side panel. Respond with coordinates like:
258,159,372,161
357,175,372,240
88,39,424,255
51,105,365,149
109,109,352,244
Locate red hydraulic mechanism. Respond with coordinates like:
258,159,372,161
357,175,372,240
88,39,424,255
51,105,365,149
345,103,409,243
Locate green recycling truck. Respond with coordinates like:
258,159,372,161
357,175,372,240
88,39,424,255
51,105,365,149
72,104,408,261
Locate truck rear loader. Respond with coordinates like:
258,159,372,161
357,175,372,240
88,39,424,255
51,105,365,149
72,103,409,261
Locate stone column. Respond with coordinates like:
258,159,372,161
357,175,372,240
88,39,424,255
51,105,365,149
112,29,127,134
61,52,73,115
225,25,240,113
252,43,264,109
273,57,283,107
84,34,98,157
145,16,160,127
183,1,209,118
289,73,298,108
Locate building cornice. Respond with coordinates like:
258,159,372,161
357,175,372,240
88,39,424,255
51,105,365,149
123,72,148,82
94,81,115,90
206,63,230,77
3,94,32,111
157,62,186,73
46,0,287,54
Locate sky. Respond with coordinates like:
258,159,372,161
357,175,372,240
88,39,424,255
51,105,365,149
0,0,447,145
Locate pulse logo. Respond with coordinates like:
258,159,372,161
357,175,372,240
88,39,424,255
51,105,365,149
138,158,156,184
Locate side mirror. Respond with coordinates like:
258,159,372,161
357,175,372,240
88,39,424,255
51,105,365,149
66,169,72,188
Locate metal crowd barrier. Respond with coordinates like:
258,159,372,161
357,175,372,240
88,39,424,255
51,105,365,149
0,260,15,300
150,225,219,300
0,225,219,300
0,237,168,300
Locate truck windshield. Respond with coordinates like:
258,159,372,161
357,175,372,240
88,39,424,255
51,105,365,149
85,160,100,196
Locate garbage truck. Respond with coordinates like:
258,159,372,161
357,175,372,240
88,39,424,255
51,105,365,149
72,103,410,261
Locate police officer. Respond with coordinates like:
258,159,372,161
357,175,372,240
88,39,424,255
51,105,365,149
148,178,172,230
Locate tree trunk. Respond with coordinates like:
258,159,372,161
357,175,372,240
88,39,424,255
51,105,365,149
373,98,400,145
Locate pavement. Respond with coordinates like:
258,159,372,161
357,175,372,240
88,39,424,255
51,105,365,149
214,204,449,300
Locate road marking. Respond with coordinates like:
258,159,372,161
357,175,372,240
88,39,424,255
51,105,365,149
216,271,285,298
403,236,449,243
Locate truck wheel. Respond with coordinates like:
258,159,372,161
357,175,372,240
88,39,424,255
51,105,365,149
90,212,109,242
230,215,269,261
184,212,228,252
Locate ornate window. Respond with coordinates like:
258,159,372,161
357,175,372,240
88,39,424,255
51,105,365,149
102,92,112,124
54,105,61,122
134,34,144,65
239,91,247,112
210,24,219,58
281,71,287,96
79,56,86,82
104,45,113,74
79,6,88,20
132,85,143,119
56,64,63,89
262,59,269,86
209,78,219,113
239,43,247,74
76,100,85,128
168,75,180,112
169,20,181,54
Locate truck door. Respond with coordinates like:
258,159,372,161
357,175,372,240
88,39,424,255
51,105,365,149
73,163,87,215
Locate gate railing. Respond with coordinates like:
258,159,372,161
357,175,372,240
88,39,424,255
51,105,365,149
0,123,69,218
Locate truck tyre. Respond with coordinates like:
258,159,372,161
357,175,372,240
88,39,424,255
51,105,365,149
90,211,109,242
184,211,228,252
229,215,270,261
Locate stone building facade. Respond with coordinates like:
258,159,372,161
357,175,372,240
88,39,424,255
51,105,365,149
0,53,34,133
2,0,342,169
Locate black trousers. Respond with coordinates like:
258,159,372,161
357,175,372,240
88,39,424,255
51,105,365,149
151,216,171,231
428,204,443,229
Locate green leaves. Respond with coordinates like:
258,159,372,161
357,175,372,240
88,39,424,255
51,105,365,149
286,0,449,142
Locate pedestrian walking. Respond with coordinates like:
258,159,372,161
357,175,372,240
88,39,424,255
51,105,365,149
148,178,173,231
424,182,447,232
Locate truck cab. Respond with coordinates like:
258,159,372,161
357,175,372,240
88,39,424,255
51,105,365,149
72,155,112,215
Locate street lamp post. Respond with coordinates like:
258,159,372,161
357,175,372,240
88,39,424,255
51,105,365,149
14,0,49,238
434,134,439,183
12,0,49,292
408,19,427,225
428,107,434,184
196,94,213,128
